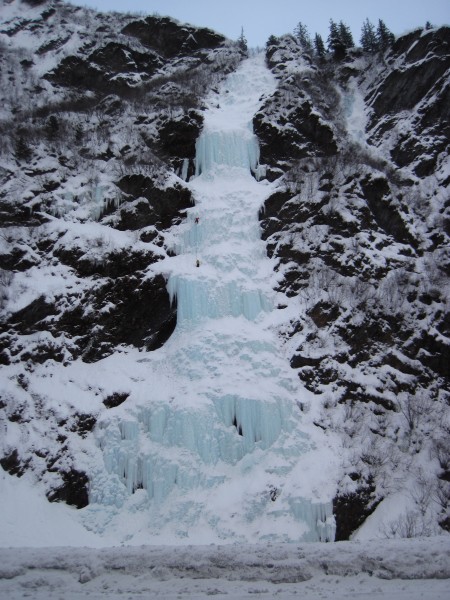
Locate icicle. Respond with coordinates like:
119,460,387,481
180,158,189,181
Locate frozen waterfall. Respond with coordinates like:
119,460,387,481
87,54,336,544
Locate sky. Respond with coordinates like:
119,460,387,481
74,0,449,48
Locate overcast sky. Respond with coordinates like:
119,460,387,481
76,0,449,48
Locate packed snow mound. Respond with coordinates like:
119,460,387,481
0,537,449,600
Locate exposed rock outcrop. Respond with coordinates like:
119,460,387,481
122,16,225,57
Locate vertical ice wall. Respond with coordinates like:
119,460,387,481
89,54,336,544
195,129,260,176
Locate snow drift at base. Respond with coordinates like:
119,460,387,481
1,537,449,600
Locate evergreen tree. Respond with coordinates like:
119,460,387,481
360,18,377,52
376,19,395,52
327,19,345,59
266,34,278,48
237,27,248,53
338,21,354,49
294,21,313,53
15,135,32,162
46,115,59,140
327,20,339,52
74,122,84,145
314,33,326,58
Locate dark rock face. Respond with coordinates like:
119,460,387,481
10,296,58,331
1,245,37,272
6,273,177,363
47,44,162,92
47,468,89,509
115,176,193,229
0,200,49,228
334,476,382,541
103,392,129,409
360,175,417,247
0,449,29,477
88,274,177,354
21,0,46,5
308,301,340,328
53,246,158,279
254,103,336,170
254,36,338,178
158,110,203,176
159,111,203,158
371,28,450,115
372,58,448,116
70,414,97,438
367,27,450,175
90,42,160,76
46,55,105,91
122,16,225,58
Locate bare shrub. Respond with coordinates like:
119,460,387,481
433,479,450,512
377,269,412,311
0,268,13,309
360,438,390,475
430,437,450,473
410,469,434,517
384,509,432,538
398,393,432,434
347,277,375,309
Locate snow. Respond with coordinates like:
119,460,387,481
0,471,103,548
341,77,369,144
194,55,278,176
2,449,450,594
0,536,449,599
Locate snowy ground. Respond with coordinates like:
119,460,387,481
0,537,449,599
2,466,449,598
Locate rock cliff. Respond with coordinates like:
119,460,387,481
257,29,449,538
